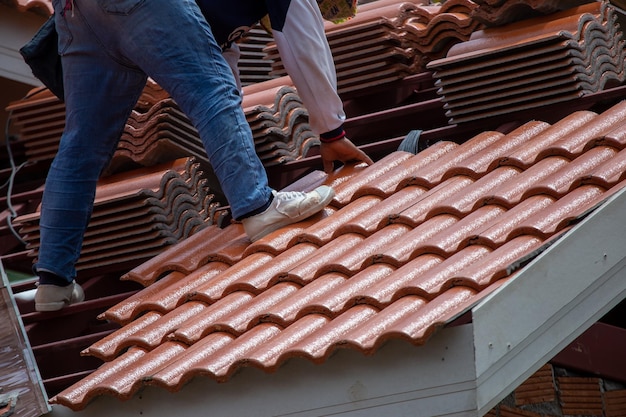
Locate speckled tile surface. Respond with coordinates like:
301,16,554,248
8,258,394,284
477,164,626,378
52,98,626,410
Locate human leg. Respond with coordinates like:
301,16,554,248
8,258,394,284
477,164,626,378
77,0,336,231
35,0,147,293
74,0,273,220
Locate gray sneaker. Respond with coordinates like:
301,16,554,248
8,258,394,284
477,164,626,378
35,281,85,312
242,185,335,242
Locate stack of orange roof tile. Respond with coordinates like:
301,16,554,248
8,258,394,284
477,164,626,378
242,83,319,166
108,99,209,175
471,0,595,26
13,158,221,273
264,0,481,96
5,88,66,164
427,1,626,124
6,76,316,174
5,80,170,167
397,0,482,60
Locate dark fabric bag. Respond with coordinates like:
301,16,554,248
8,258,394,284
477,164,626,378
19,16,64,101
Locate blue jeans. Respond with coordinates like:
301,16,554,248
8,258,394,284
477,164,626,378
36,0,273,282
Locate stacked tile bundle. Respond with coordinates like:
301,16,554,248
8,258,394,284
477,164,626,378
395,0,483,61
427,1,626,124
108,98,210,175
4,80,170,166
6,74,316,174
471,0,596,27
116,79,318,168
5,88,65,164
242,82,319,166
237,24,276,86
13,158,220,273
264,0,481,96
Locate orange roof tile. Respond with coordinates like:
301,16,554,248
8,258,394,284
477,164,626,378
50,98,626,411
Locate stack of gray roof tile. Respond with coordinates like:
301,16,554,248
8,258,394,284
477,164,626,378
427,1,626,124
264,0,481,96
13,158,220,273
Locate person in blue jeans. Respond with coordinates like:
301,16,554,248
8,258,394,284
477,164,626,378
34,0,372,312
197,0,367,172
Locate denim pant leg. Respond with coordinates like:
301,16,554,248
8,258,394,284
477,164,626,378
76,0,273,220
35,0,148,281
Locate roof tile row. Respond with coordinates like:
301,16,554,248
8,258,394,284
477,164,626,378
50,98,626,410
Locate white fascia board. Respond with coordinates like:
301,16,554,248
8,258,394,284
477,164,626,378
0,5,47,85
50,324,478,417
472,187,626,415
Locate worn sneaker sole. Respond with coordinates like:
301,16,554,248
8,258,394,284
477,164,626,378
249,185,335,242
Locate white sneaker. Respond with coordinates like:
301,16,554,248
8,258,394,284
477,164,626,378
35,281,85,312
242,185,335,242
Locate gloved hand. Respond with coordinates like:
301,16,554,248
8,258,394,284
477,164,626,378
320,137,373,174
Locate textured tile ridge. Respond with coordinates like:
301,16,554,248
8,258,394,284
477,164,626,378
535,100,626,160
524,146,618,198
468,196,557,247
514,185,607,238
401,131,505,188
171,288,292,345
578,146,626,188
84,311,163,361
296,194,385,244
355,142,458,197
497,111,599,169
120,225,242,286
450,120,550,178
104,263,230,325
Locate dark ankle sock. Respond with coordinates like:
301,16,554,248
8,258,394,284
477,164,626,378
38,270,71,286
238,193,274,220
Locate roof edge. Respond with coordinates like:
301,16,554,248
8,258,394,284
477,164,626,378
472,187,626,414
